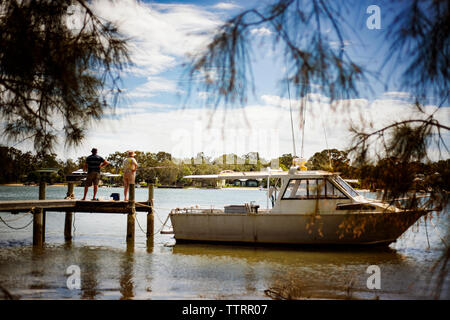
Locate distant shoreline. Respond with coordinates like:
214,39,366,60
0,183,264,190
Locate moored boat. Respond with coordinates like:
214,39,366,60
169,165,426,246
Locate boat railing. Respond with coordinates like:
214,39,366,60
170,205,269,215
170,207,223,215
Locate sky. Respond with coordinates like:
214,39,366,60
4,0,450,163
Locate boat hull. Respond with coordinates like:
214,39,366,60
169,211,424,245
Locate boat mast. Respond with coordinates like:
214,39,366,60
287,78,297,158
267,170,270,209
300,96,306,159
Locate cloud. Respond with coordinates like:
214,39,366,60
260,95,297,110
8,92,448,163
90,0,222,78
73,97,349,162
250,27,272,36
127,76,180,98
381,91,413,100
102,100,178,118
212,2,242,10
329,40,352,50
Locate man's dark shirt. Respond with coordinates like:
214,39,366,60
86,154,105,173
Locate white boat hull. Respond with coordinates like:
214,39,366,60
170,211,424,245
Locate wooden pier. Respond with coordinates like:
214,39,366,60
0,181,155,248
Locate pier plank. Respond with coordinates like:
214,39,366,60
0,200,76,211
1,182,153,247
0,200,151,213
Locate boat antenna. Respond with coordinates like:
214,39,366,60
287,78,297,157
323,122,332,170
320,105,332,170
300,96,306,159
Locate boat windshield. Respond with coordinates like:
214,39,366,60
334,176,359,198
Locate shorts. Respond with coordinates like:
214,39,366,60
123,171,136,185
85,171,100,186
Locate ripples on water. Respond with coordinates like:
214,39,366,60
0,185,448,300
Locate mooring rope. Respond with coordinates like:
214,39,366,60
0,215,33,230
0,211,32,223
72,212,76,235
135,202,166,225
133,202,173,235
0,208,35,230
135,213,147,235
134,212,166,237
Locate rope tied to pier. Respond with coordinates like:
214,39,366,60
134,213,166,237
133,203,173,235
1,209,33,223
134,211,168,237
0,207,35,230
134,202,153,209
135,202,166,225
0,215,33,230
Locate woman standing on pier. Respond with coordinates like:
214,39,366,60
123,151,138,201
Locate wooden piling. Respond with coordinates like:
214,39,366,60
126,184,136,246
64,182,74,241
147,183,154,240
33,181,46,246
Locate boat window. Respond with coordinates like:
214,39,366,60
334,176,359,198
326,180,347,199
308,179,319,197
317,179,327,198
282,179,348,199
284,179,308,199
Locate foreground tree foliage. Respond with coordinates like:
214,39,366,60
0,0,130,155
187,0,449,204
186,0,449,297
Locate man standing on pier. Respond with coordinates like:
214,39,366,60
82,148,110,200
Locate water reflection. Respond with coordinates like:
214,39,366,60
29,246,47,294
120,250,135,300
147,237,154,254
170,243,412,299
79,248,101,299
171,243,403,266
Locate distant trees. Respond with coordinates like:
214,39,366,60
155,152,172,163
107,151,128,174
2,145,447,193
279,154,294,170
0,146,27,183
307,149,355,177
156,160,178,186
0,146,68,183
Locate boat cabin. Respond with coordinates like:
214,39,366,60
272,171,362,214
185,168,365,215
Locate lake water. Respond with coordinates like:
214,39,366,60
0,185,448,300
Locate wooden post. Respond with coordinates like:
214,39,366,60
33,181,46,246
126,184,136,247
147,183,154,241
64,182,74,241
